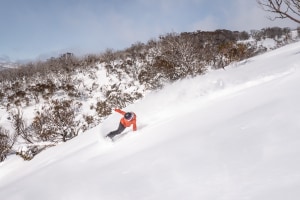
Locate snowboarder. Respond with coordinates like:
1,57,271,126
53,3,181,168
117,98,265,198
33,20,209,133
106,108,137,140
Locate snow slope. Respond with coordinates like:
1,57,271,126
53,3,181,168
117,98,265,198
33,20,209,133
1,42,300,200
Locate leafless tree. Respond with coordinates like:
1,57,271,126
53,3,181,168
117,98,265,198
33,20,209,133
0,127,17,162
257,0,300,23
101,48,117,67
156,32,205,80
11,107,33,144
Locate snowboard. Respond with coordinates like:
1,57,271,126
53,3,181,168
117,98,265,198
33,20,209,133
106,131,129,142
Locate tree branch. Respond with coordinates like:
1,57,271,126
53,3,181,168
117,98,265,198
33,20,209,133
257,0,300,23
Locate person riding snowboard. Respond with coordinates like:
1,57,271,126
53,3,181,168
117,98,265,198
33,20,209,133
106,108,137,140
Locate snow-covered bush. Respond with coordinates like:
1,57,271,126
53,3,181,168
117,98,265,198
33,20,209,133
31,99,82,143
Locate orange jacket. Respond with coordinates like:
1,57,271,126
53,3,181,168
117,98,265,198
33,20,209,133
114,109,137,131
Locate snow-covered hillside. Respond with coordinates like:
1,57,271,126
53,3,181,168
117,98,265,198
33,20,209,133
0,41,300,200
0,56,18,70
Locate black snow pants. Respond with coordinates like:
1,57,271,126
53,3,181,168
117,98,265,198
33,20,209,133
107,123,126,138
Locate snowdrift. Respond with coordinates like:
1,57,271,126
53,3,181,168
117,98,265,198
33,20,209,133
0,42,300,200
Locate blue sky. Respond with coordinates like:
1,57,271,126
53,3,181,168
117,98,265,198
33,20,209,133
0,0,298,61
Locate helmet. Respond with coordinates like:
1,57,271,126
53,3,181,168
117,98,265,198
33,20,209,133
124,112,134,121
